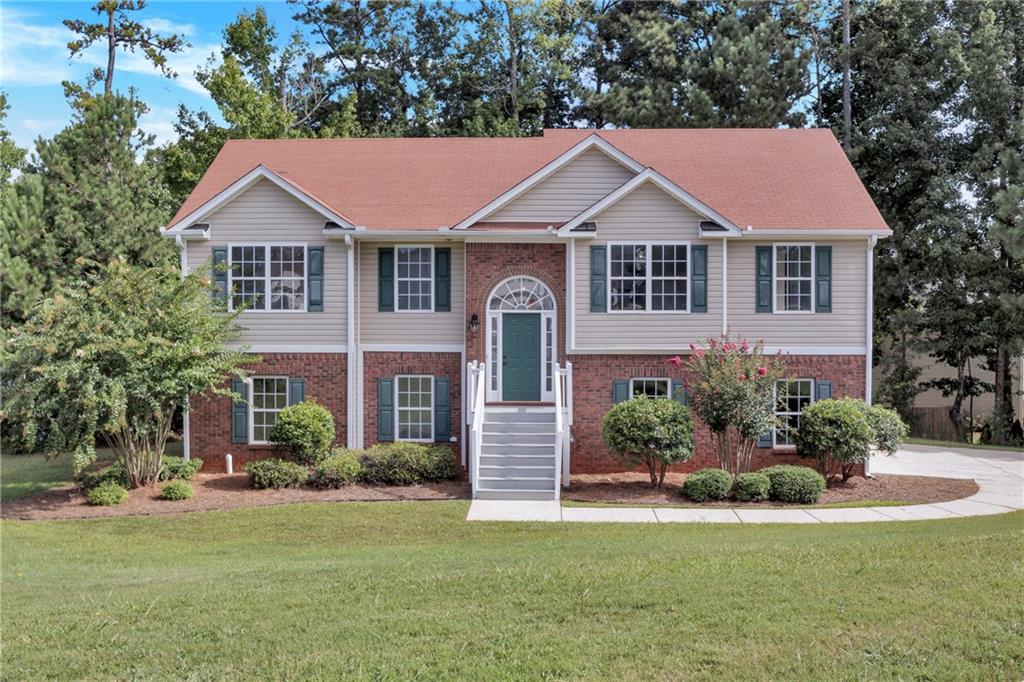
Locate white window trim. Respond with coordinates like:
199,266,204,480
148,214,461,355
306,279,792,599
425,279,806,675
394,245,435,313
772,377,815,450
629,377,671,399
227,243,309,313
607,241,691,314
771,242,815,315
395,374,434,442
249,375,289,445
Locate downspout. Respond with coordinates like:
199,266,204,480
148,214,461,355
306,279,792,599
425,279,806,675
346,234,357,449
864,235,877,476
175,234,191,462
721,239,728,336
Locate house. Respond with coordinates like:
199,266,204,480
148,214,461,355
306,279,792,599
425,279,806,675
164,129,891,500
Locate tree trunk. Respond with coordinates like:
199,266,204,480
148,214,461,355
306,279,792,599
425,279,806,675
105,7,116,95
505,1,519,121
841,0,851,148
949,359,966,442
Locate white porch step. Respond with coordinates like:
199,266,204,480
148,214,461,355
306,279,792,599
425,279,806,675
480,454,555,467
481,433,555,445
472,403,560,501
475,489,557,501
483,410,555,424
478,476,556,491
482,421,556,435
479,464,555,478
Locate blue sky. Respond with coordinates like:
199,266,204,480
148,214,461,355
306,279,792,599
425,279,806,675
3,1,300,155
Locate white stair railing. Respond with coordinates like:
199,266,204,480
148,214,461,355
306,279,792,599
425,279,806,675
554,362,573,493
467,361,486,498
562,361,572,487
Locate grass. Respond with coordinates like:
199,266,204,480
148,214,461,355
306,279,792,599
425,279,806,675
906,437,1024,453
0,443,182,504
2,502,1022,680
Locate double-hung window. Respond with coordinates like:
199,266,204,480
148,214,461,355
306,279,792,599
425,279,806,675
251,377,289,443
229,245,306,311
774,244,813,313
630,378,670,399
609,242,689,312
396,375,433,441
774,378,813,447
396,246,433,311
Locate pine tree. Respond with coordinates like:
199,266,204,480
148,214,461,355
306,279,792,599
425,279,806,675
0,95,175,328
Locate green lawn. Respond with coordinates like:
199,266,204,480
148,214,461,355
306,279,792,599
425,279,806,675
0,443,182,504
907,437,1024,453
2,502,1022,680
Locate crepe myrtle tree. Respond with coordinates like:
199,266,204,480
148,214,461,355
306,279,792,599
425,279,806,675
2,259,256,487
672,337,785,477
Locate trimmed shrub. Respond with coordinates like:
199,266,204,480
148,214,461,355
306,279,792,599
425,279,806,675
795,398,874,485
77,462,128,490
269,400,336,466
310,449,364,488
761,465,826,504
360,442,455,486
681,468,733,502
159,456,203,481
860,403,908,456
734,472,771,502
246,458,309,489
160,481,193,500
86,480,128,506
602,398,695,487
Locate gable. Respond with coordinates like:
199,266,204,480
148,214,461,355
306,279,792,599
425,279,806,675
485,147,637,223
204,178,329,241
591,181,706,240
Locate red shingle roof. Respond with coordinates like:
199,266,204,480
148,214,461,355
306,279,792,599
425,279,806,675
169,128,889,233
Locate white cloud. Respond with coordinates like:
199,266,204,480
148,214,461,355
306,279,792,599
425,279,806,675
138,106,179,146
21,118,65,134
143,17,196,37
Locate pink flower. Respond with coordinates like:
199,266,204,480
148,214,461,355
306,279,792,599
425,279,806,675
709,338,718,349
695,349,705,358
667,355,682,366
689,342,696,351
740,339,750,353
757,366,767,376
738,374,747,381
723,342,735,352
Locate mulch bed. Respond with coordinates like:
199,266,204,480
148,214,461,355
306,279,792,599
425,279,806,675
564,472,979,507
1,473,470,521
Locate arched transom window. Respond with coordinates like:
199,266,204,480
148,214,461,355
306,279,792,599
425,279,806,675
488,277,555,311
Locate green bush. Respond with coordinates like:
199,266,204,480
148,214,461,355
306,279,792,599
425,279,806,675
159,456,203,481
310,449,364,488
269,400,336,466
77,462,128,490
160,481,193,500
795,398,874,484
734,472,771,502
246,458,309,489
86,480,128,506
602,398,695,487
681,468,733,502
760,465,826,504
360,442,455,486
860,403,908,456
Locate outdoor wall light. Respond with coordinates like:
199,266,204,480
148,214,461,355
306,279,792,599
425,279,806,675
469,313,480,335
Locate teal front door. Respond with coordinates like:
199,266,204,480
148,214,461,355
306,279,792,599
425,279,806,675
501,313,542,401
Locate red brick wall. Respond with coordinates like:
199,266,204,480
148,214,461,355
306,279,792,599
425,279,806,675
362,352,462,462
566,353,866,474
189,353,347,472
464,242,566,365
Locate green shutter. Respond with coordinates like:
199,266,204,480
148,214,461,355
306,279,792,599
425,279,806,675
815,379,833,401
288,378,306,405
756,245,772,313
670,379,688,406
590,245,607,312
231,378,248,444
433,377,450,442
378,248,394,312
815,245,832,313
212,247,228,306
435,248,451,312
307,247,324,312
612,379,630,404
691,245,708,313
377,377,394,442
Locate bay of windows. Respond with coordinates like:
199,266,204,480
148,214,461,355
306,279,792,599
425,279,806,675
230,245,306,311
609,242,689,312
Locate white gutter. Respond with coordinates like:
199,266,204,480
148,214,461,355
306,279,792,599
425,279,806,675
864,235,877,477
174,234,191,462
346,234,358,449
721,239,728,336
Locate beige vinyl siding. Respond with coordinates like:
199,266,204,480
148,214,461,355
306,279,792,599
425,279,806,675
185,178,347,346
727,240,866,347
487,148,636,223
573,182,722,351
358,241,465,345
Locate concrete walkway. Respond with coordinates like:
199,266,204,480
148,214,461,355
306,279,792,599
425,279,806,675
466,443,1024,523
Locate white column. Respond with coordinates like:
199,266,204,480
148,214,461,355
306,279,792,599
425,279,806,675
346,235,357,449
864,235,877,476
